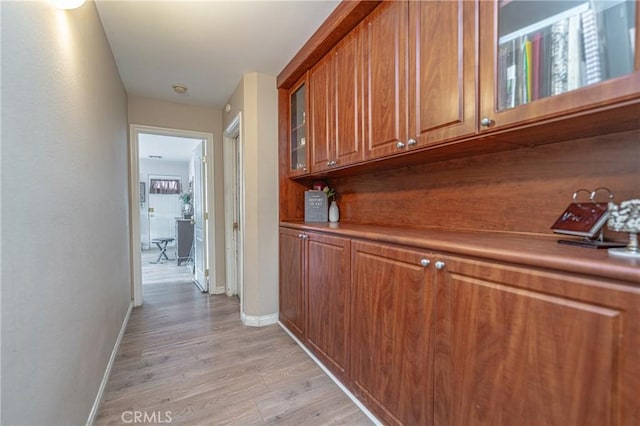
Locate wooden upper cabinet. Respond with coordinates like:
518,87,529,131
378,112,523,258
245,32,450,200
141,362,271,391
363,1,409,160
287,75,310,177
408,0,477,147
310,27,364,173
333,27,364,167
434,255,640,426
479,0,640,132
310,56,333,172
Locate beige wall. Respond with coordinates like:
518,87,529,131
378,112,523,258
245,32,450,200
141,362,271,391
128,96,226,292
1,1,130,424
223,73,279,318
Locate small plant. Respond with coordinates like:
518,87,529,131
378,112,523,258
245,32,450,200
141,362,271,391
180,192,192,204
323,186,336,201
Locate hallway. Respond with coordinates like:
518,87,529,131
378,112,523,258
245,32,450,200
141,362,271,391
95,281,372,425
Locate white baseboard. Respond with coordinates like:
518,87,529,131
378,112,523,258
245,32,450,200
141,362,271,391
241,311,279,327
278,322,382,426
211,285,225,295
86,301,133,426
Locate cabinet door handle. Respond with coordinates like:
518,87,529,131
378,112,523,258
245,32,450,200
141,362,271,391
480,117,493,127
420,259,430,267
435,261,446,270
396,141,406,149
407,138,417,146
327,160,337,167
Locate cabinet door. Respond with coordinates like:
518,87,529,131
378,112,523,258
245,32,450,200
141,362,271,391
351,241,434,426
288,76,310,177
306,233,350,381
479,0,640,132
279,228,305,340
310,55,333,173
334,26,364,167
434,256,640,426
409,0,477,148
363,1,409,160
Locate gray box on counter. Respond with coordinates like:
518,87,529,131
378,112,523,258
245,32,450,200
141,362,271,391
304,190,328,222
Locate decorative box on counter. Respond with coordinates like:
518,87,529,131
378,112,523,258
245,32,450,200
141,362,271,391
304,190,328,222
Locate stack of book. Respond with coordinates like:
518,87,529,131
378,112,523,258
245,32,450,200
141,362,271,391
497,0,634,111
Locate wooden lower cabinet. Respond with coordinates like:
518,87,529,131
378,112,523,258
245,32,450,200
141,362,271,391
350,240,434,426
279,230,640,426
306,233,351,381
434,255,640,426
279,227,305,340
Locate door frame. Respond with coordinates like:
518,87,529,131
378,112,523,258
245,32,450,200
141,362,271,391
223,113,245,313
129,124,216,306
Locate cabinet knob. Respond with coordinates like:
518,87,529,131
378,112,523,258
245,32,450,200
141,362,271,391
396,141,406,149
407,138,417,146
480,117,493,127
420,259,430,267
298,233,304,238
435,261,446,270
327,160,337,167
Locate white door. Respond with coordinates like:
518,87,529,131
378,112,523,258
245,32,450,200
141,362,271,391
193,141,208,292
233,135,243,304
148,191,180,244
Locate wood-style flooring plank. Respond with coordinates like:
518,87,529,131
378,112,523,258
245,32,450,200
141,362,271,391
95,276,372,425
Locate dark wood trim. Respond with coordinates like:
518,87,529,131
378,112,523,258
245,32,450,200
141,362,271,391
277,1,382,89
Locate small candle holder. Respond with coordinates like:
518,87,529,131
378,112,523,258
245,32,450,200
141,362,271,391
607,199,640,259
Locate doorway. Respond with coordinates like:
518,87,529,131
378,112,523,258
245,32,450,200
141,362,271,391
223,113,244,314
129,125,216,306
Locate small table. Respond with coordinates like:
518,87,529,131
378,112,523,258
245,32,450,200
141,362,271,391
150,237,175,264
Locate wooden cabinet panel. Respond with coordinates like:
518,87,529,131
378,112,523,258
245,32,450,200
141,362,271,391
310,56,332,172
434,256,640,426
409,0,477,146
278,228,305,339
306,233,351,380
363,1,409,160
478,0,640,133
334,27,364,166
311,28,364,173
351,240,433,425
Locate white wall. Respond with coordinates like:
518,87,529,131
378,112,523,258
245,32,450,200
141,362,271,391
128,96,226,293
1,2,130,425
223,73,279,319
139,159,190,248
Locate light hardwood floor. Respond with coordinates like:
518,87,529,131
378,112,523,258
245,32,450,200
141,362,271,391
95,251,372,425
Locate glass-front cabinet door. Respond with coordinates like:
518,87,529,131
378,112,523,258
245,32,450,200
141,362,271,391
479,0,639,132
289,77,309,177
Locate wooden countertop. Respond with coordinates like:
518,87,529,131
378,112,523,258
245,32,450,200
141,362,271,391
280,221,640,285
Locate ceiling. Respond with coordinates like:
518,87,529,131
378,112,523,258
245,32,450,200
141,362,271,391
95,0,340,109
138,133,203,162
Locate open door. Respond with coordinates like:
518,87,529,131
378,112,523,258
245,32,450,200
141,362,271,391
193,141,208,292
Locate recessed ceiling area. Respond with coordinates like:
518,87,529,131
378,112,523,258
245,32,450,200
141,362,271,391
138,134,203,162
95,0,340,108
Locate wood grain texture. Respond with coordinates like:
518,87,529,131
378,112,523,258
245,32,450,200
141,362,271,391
434,255,640,426
305,233,351,381
334,25,364,167
327,130,640,236
280,222,640,285
279,227,306,340
310,55,333,172
363,0,409,160
409,0,477,146
96,281,373,425
350,240,434,426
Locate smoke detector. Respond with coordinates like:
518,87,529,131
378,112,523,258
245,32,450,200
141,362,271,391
172,84,188,94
